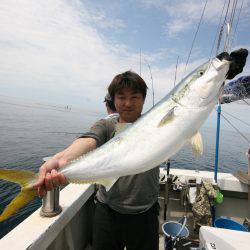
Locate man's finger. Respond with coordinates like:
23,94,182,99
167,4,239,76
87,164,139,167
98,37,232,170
38,186,47,197
58,173,68,186
51,169,60,188
45,173,54,191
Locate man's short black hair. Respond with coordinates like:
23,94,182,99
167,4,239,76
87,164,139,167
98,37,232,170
104,93,116,111
108,71,148,101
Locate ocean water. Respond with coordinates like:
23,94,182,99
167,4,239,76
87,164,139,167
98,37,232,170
0,102,249,238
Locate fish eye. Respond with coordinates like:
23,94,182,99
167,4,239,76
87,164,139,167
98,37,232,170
198,70,204,76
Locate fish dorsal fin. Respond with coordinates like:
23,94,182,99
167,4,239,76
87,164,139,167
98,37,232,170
115,123,131,135
158,107,176,127
189,131,203,155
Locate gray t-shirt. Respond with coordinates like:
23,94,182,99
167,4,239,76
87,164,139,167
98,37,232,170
80,117,159,214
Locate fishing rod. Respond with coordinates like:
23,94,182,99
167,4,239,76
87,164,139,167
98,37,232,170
174,56,179,87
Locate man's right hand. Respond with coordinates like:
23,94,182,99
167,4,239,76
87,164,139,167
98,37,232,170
34,137,97,197
34,158,68,197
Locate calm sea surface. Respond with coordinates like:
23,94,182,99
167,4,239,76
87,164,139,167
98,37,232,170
0,102,249,238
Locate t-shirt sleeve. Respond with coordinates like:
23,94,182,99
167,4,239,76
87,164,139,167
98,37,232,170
78,119,108,147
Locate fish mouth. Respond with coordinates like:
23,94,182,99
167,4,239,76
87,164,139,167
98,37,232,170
212,57,230,71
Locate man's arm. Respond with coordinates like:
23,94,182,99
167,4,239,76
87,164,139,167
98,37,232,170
34,137,97,196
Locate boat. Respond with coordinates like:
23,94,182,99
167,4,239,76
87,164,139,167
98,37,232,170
0,154,249,249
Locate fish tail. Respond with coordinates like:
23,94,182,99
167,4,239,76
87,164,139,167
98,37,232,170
0,169,37,222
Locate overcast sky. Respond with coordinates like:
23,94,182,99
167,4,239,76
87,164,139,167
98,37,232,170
0,0,249,116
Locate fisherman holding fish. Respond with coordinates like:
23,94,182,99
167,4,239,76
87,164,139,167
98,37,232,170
35,71,160,250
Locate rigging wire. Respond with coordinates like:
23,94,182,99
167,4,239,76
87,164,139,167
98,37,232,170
222,109,250,127
221,113,250,144
209,0,227,59
215,0,231,54
230,0,244,47
224,0,238,51
184,0,208,73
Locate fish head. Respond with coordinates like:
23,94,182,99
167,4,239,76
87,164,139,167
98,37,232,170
178,55,230,107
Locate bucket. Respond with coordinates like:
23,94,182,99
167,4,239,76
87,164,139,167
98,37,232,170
214,217,248,232
162,219,189,250
162,221,189,238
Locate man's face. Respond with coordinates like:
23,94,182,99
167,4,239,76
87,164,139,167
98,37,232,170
114,87,145,123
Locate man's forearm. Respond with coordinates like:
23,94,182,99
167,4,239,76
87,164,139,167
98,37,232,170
54,137,97,166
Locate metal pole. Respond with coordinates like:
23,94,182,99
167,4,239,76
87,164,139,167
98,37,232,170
214,104,222,183
40,157,62,217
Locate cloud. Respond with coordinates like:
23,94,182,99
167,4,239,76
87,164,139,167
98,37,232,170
136,0,250,37
0,0,193,110
0,0,133,111
87,11,126,31
1,0,247,114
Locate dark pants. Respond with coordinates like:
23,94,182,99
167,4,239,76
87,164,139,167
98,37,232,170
92,202,159,250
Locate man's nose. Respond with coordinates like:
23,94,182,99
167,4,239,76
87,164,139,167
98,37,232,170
124,98,132,107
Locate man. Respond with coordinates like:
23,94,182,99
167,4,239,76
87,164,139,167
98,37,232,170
35,71,160,250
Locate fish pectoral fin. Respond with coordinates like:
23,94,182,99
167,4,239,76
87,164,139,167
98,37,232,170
189,131,203,156
158,107,176,127
97,178,119,191
0,187,37,222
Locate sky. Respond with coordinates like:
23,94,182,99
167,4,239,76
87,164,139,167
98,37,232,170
0,0,250,118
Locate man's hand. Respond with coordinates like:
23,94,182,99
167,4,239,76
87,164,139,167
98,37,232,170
34,158,68,197
34,137,97,197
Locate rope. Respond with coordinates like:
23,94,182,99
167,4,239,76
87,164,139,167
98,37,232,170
184,0,208,72
221,113,250,144
222,109,250,127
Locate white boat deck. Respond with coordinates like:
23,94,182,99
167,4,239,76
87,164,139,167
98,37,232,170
160,168,248,192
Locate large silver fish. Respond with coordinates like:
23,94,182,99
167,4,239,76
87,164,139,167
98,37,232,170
0,55,230,221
